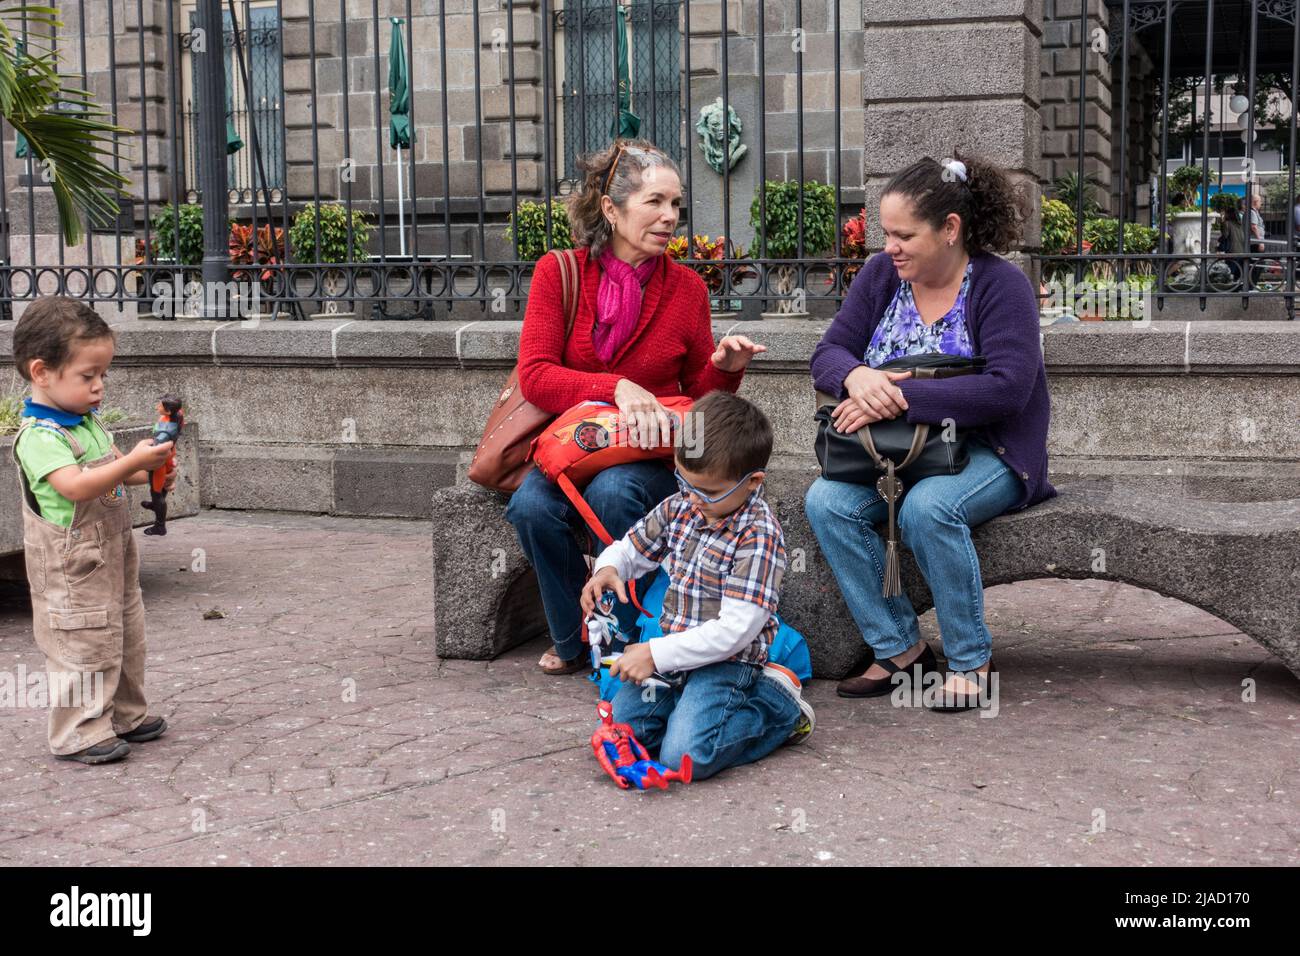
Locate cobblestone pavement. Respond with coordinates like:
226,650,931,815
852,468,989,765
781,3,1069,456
0,511,1295,866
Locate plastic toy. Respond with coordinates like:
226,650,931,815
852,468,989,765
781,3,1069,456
141,394,183,536
589,700,692,791
586,588,676,690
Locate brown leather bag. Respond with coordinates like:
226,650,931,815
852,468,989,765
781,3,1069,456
468,248,581,493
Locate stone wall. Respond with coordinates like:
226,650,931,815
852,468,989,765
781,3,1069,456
2,318,1295,519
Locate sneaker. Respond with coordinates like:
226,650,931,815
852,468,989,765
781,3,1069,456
119,716,168,743
762,663,815,746
56,738,130,765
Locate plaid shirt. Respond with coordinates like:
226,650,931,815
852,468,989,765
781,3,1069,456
627,484,786,665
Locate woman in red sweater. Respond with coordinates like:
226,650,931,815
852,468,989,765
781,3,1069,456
508,138,766,674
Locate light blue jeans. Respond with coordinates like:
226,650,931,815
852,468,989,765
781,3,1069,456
804,438,1022,671
611,661,800,781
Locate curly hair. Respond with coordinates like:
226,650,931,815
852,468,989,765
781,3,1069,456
882,149,1031,255
565,138,682,258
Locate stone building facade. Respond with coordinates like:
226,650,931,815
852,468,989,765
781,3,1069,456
3,0,1247,286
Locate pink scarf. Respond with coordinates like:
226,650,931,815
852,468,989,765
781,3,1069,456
593,247,659,365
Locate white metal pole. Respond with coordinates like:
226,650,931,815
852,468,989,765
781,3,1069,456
396,144,407,258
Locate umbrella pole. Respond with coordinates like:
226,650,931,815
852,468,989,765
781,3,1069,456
395,144,407,258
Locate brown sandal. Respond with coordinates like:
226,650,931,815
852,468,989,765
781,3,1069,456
539,645,589,676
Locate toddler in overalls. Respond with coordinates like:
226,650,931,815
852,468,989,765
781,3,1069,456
10,297,176,765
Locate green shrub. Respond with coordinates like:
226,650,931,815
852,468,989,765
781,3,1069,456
749,180,837,258
505,200,574,262
1208,192,1238,217
1082,217,1159,255
288,203,374,264
1051,172,1103,217
1040,198,1077,255
1167,165,1208,208
149,203,210,266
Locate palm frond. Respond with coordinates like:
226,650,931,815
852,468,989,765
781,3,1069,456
0,5,131,245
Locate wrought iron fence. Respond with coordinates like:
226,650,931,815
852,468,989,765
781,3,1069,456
1038,0,1300,319
0,0,870,320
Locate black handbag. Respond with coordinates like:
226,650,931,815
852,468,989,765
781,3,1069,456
813,352,986,596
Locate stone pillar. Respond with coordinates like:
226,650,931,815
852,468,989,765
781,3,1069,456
862,0,1043,276
1040,0,1114,215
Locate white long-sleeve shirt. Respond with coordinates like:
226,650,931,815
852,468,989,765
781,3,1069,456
593,535,772,673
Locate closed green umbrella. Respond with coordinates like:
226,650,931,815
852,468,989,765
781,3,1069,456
388,17,412,149
610,5,640,139
226,116,244,155
14,39,29,159
388,17,411,255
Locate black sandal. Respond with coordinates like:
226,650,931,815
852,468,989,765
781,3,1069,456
539,645,590,676
925,661,998,712
836,643,940,698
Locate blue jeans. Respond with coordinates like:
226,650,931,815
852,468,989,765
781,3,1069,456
611,660,800,781
804,438,1022,671
505,460,678,662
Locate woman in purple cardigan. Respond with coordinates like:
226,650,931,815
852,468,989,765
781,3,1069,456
807,151,1054,711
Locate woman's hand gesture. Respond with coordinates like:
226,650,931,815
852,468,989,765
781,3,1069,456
832,365,913,434
613,378,674,450
711,334,767,373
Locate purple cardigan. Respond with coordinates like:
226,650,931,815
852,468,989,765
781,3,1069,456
811,251,1055,512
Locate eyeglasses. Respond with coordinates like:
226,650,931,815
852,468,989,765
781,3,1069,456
674,467,756,505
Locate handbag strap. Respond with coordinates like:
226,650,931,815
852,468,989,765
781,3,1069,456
556,472,649,618
857,421,931,472
550,248,580,339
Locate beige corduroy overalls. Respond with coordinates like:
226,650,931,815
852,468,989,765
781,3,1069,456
10,416,149,755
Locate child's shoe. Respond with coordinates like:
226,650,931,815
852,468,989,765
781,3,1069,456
119,716,168,743
762,663,815,746
56,738,130,764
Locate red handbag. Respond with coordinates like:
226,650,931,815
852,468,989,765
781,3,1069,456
529,395,694,614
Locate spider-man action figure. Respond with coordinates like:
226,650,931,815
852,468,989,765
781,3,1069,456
589,700,692,791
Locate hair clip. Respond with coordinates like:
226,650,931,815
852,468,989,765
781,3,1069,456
942,158,968,183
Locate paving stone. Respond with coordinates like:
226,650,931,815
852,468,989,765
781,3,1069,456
0,510,1294,866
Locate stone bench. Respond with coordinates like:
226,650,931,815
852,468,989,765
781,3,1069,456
431,469,1300,681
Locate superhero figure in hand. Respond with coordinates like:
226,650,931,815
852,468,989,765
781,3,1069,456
590,700,692,791
141,394,183,536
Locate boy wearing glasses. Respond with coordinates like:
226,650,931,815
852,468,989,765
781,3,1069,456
580,390,814,781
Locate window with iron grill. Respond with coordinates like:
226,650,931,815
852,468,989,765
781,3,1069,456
181,2,285,204
559,0,683,186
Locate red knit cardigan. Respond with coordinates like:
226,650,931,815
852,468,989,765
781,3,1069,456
517,246,745,416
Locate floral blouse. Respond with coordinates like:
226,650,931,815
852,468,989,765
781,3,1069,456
864,260,975,367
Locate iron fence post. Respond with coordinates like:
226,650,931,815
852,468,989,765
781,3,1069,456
196,0,230,315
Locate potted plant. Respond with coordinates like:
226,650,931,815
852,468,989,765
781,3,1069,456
1164,165,1221,256
228,222,285,318
506,199,574,263
1037,198,1080,323
287,203,374,317
1051,171,1104,217
666,234,753,315
749,180,836,317
140,203,209,318
1075,217,1159,319
835,207,868,291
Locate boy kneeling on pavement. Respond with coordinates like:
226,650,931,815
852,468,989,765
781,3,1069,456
581,390,814,781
